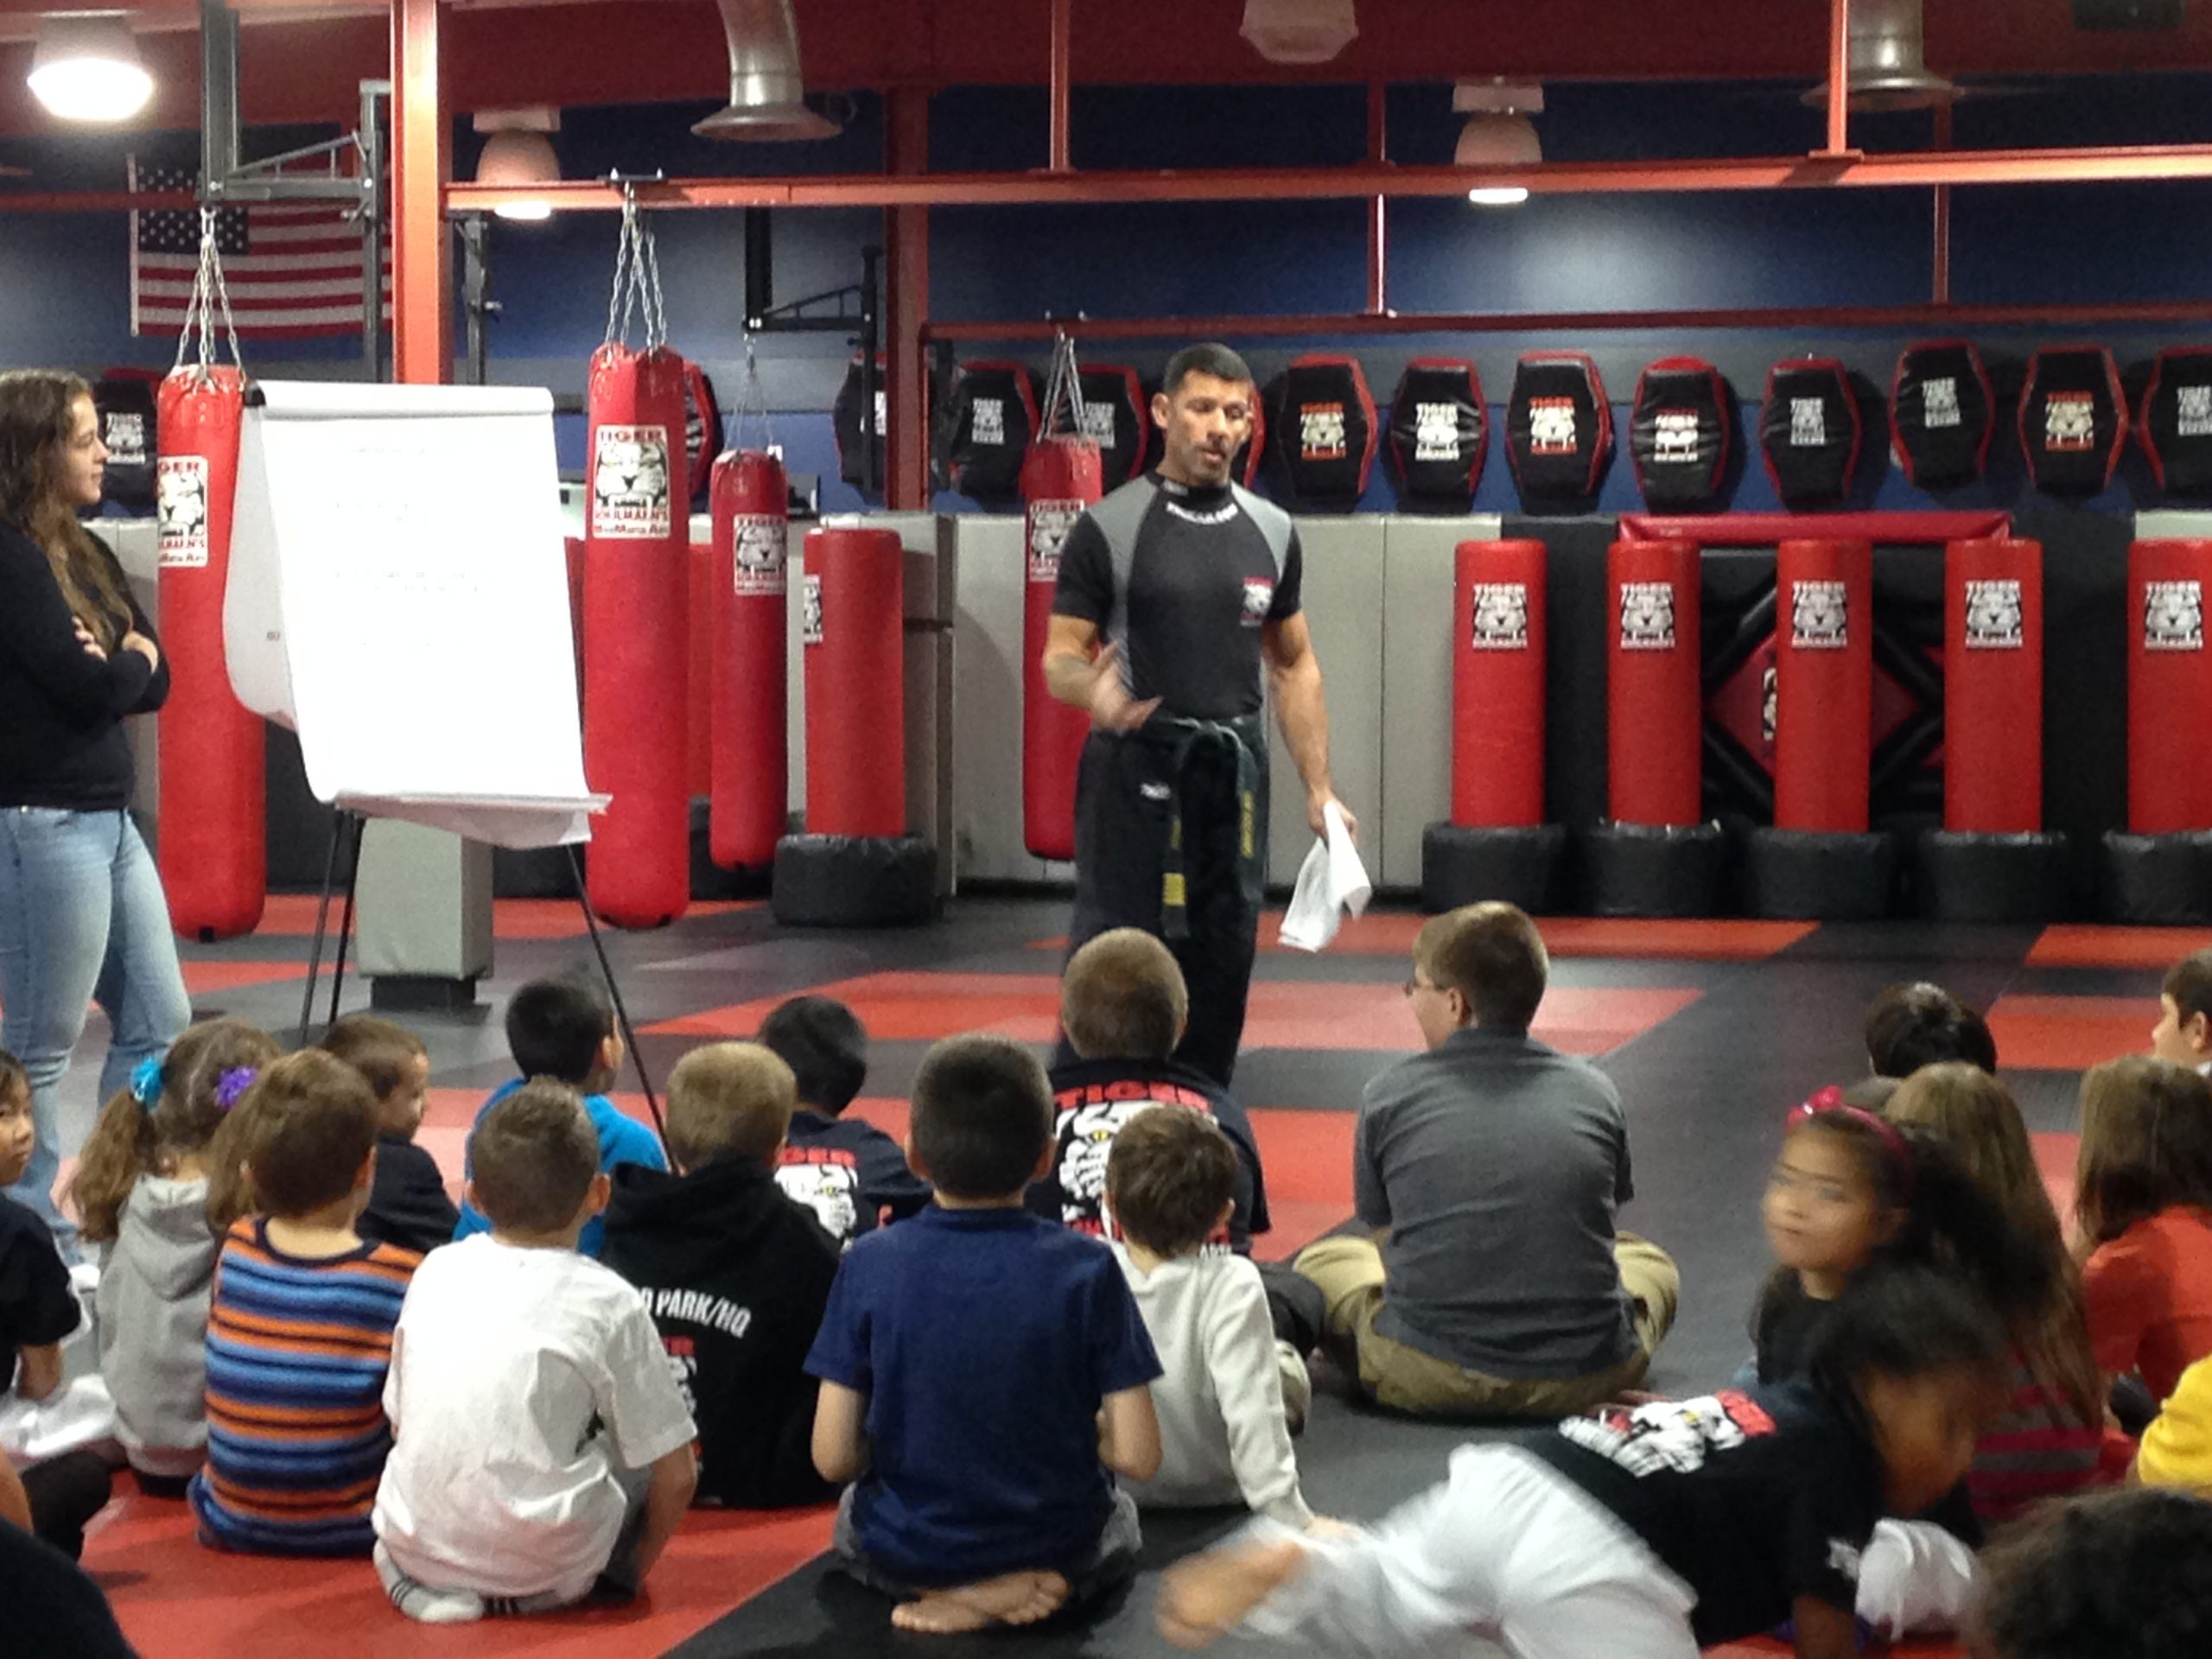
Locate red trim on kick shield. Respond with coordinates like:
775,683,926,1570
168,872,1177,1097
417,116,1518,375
1619,512,2012,545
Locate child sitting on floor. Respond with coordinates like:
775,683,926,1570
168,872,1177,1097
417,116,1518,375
67,1018,276,1498
1969,1486,2212,1659
1884,1062,2105,1525
189,1051,422,1555
2074,1056,2212,1411
453,973,665,1257
807,1033,1163,1634
373,1081,697,1624
1106,1105,1313,1529
759,995,929,1249
601,1042,841,1509
2149,947,2212,1074
1864,981,1998,1078
320,1014,455,1256
1160,1266,2012,1659
1033,929,1268,1252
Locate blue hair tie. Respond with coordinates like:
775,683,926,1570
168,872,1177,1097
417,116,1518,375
130,1053,165,1111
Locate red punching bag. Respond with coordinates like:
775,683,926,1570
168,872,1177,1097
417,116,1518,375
583,342,690,927
1606,538,1703,829
2128,539,2212,835
1020,436,1102,861
804,527,906,839
1773,538,1875,835
155,367,264,941
1452,538,1548,829
1945,537,2044,836
709,449,790,868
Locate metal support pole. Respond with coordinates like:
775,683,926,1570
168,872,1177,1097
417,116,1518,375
459,214,493,385
1365,79,1388,316
1932,100,1954,305
858,244,882,497
1824,0,1853,157
359,79,390,380
200,0,240,198
1048,0,1072,173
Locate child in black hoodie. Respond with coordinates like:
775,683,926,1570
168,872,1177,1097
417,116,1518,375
600,1041,840,1510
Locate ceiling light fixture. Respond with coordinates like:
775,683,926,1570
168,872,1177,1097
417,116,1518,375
473,111,562,222
28,14,153,124
1453,80,1541,207
1239,0,1360,65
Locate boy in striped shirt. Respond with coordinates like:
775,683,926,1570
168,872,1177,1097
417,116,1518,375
188,1051,421,1555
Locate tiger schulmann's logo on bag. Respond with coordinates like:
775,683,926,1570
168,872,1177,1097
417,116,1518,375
1028,499,1083,583
156,455,210,568
1922,376,1961,430
1529,397,1577,455
1790,580,1848,650
1300,401,1348,462
731,515,786,597
2145,580,2203,652
2044,392,2096,454
1471,582,1529,651
1652,410,1701,466
104,411,149,468
800,573,824,645
1789,397,1827,448
1618,582,1676,651
591,423,671,539
1964,579,2024,650
1414,402,1461,463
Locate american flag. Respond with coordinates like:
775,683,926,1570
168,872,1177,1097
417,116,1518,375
130,157,391,340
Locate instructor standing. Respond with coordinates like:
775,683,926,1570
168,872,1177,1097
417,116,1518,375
0,370,190,1254
1043,344,1353,1086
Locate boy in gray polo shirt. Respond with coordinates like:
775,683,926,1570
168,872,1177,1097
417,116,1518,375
1294,902,1678,1418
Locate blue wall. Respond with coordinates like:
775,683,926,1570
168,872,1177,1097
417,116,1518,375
8,77,2212,518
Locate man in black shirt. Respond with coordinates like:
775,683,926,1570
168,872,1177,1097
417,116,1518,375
1042,343,1354,1086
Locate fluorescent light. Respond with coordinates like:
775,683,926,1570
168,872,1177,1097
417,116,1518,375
1468,186,1530,207
28,16,153,124
494,200,554,222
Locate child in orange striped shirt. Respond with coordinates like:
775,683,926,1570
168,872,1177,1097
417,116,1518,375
188,1052,422,1555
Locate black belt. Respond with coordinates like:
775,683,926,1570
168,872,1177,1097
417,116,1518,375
1128,713,1264,942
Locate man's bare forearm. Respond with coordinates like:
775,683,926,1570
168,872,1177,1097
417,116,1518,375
1271,654,1333,801
1043,648,1096,710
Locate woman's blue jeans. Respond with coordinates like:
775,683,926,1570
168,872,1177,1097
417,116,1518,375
0,807,191,1253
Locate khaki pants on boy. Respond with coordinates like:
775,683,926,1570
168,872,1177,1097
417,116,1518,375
1293,1233,1681,1420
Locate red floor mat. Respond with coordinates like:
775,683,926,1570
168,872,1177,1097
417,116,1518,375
254,893,760,943
1985,994,2151,1072
181,961,309,995
2027,924,2212,970
1033,915,1815,962
85,1491,831,1659
648,973,1698,1058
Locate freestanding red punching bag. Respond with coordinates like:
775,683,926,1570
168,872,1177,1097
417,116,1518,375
1605,538,1703,827
1452,539,1548,827
803,527,906,838
155,367,264,941
582,342,691,927
1020,436,1103,861
708,449,789,869
1945,538,2044,835
1772,538,1875,834
2127,539,2212,836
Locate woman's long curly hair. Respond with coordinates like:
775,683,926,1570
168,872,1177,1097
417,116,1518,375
0,368,130,650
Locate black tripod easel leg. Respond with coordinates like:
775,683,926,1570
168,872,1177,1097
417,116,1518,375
566,845,665,1147
296,809,365,1049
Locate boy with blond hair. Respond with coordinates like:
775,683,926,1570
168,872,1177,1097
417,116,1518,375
1032,928,1269,1252
808,1034,1163,1633
601,1042,842,1509
372,1082,696,1623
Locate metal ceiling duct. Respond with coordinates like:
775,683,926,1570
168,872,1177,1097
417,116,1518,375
1802,0,1956,112
692,0,839,142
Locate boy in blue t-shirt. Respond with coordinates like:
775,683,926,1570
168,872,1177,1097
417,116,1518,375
806,1033,1163,1635
453,974,664,1257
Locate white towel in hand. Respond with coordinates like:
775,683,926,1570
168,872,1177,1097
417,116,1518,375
1278,801,1371,953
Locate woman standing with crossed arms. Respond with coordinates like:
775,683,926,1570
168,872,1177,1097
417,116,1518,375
0,370,190,1256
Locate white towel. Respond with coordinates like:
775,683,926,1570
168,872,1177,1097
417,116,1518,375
1278,801,1371,952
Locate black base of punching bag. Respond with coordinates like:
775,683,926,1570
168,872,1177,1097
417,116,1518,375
1915,830,2071,924
493,845,576,899
1581,821,1729,918
1745,828,1899,920
1421,823,1567,915
2102,830,2212,925
772,834,938,928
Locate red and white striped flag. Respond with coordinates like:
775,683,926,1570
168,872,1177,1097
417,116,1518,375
129,156,391,340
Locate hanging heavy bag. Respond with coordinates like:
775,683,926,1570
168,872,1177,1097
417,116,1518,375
156,212,264,941
1021,334,1104,861
708,343,790,872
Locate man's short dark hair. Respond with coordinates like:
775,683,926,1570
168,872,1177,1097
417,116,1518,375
505,974,614,1086
2164,949,2212,1028
1971,1487,2212,1659
1161,343,1254,398
238,1051,379,1218
1108,1106,1236,1259
1061,929,1187,1063
1865,981,1999,1077
1414,902,1548,1030
909,1033,1051,1201
470,1079,601,1234
757,995,868,1115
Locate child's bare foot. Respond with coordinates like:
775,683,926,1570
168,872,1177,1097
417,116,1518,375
891,1570,1070,1633
1158,1539,1309,1649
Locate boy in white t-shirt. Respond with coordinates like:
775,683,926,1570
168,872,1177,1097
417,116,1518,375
1107,1106,1314,1529
371,1082,697,1624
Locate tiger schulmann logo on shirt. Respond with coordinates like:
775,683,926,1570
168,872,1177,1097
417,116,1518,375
1241,577,1274,627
